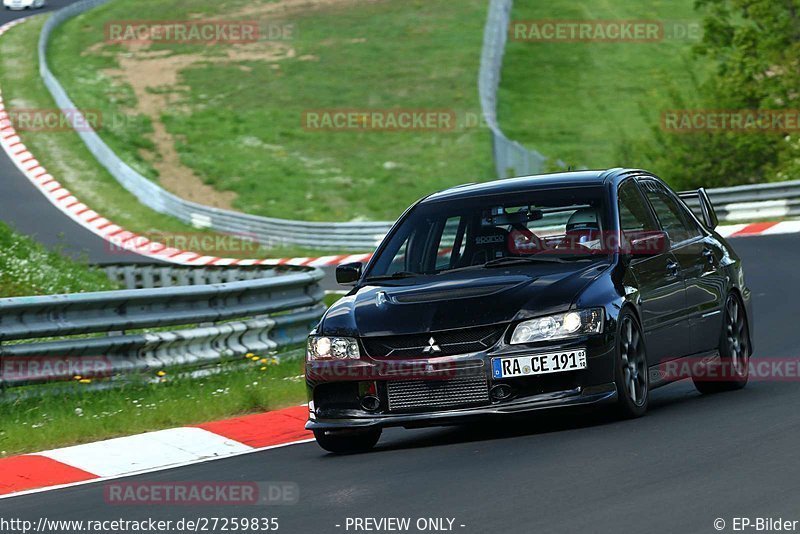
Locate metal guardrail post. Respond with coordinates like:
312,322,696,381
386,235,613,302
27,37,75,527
479,0,549,178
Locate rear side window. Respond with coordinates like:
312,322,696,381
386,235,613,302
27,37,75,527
618,180,657,234
640,180,701,243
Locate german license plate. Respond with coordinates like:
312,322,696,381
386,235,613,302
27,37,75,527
492,350,587,379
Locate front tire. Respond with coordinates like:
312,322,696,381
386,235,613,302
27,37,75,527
614,310,649,418
693,293,750,394
313,428,381,454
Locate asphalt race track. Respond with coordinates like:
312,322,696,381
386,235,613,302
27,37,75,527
0,232,794,533
0,0,157,264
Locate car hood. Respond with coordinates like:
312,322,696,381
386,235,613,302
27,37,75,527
321,262,607,338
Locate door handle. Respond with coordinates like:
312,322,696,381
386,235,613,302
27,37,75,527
666,260,680,277
702,248,715,264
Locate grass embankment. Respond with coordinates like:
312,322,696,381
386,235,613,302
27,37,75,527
498,0,713,171
0,221,116,297
49,0,493,222
0,16,334,258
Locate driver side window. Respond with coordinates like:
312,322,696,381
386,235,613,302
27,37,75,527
618,180,658,234
640,180,700,244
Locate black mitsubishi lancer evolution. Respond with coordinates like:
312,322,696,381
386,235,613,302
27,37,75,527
305,168,753,453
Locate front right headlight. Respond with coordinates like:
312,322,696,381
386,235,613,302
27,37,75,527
306,335,361,361
510,308,604,344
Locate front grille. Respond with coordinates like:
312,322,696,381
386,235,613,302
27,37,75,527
362,324,506,358
386,375,490,412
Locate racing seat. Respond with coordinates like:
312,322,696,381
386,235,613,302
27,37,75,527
463,227,510,266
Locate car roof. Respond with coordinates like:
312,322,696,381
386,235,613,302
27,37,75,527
423,168,644,203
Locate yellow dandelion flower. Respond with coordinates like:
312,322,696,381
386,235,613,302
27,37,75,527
156,370,166,377
260,366,267,371
245,352,255,358
259,358,268,364
73,375,82,381
251,356,260,362
79,379,92,384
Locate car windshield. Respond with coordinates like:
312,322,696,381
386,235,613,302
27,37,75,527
366,186,611,279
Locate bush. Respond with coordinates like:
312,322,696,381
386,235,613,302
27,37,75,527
637,0,800,188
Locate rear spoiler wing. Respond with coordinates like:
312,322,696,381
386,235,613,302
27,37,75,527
678,188,718,230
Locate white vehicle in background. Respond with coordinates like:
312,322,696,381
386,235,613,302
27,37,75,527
3,0,46,9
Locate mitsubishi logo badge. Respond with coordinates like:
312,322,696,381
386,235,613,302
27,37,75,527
423,337,441,354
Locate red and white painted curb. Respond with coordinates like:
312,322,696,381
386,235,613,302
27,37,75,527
715,220,800,238
0,405,313,498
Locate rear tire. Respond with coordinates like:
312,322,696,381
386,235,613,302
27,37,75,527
313,428,381,454
693,293,750,394
614,310,649,418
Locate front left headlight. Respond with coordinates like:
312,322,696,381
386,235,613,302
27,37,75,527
510,308,604,344
306,336,361,361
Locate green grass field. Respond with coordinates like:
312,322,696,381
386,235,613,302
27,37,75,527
49,0,494,223
18,0,716,227
499,0,712,171
0,16,344,258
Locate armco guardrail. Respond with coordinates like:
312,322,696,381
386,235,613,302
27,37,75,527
0,264,325,389
683,180,800,222
100,263,302,289
479,0,550,179
38,0,393,251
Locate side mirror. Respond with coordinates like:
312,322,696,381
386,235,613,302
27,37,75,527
697,188,718,230
336,262,362,285
678,188,718,230
627,230,669,257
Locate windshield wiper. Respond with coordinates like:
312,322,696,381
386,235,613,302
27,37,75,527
365,271,419,281
483,256,582,267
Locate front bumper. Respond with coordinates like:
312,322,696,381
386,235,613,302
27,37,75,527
305,334,616,431
306,382,617,430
